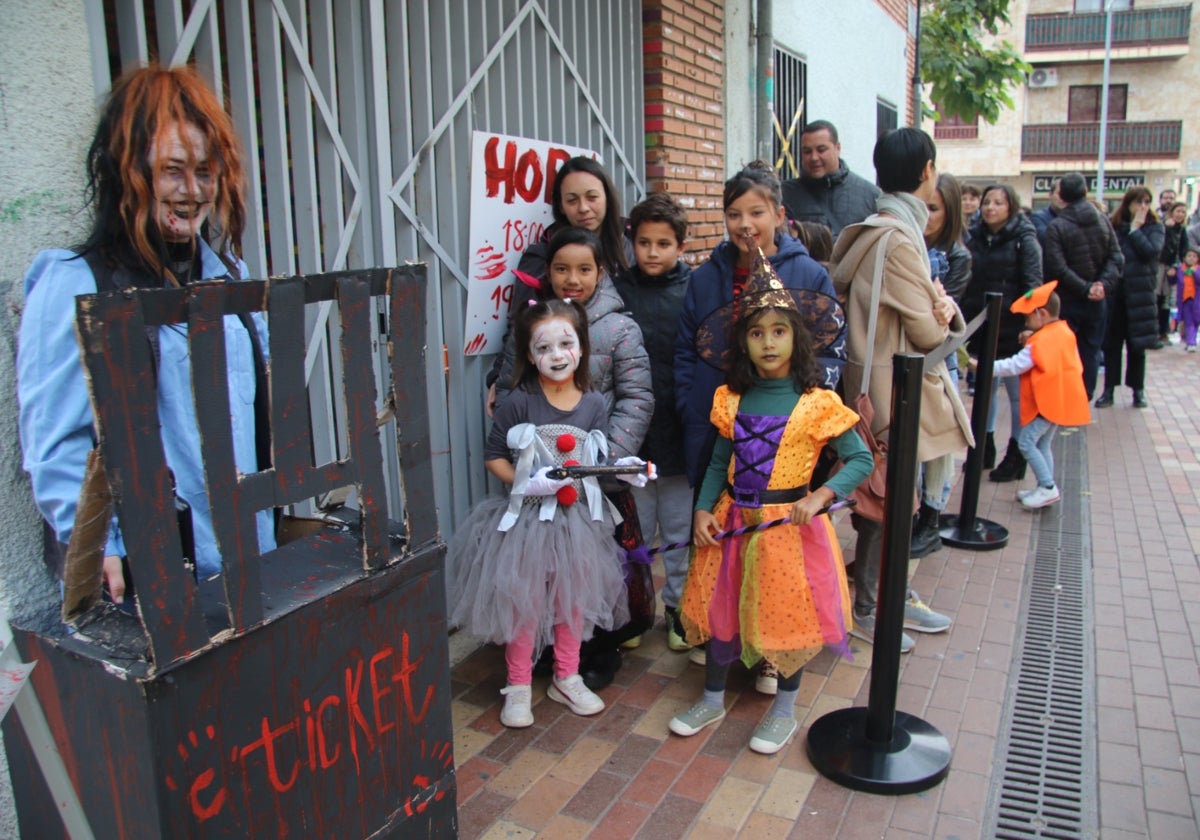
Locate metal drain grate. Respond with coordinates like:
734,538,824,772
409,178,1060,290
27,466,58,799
986,428,1099,839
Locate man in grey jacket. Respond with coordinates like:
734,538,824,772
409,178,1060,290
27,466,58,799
781,120,880,238
1043,172,1124,400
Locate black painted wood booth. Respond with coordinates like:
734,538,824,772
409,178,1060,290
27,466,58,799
3,267,457,837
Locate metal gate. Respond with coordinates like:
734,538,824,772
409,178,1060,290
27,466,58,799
86,0,645,535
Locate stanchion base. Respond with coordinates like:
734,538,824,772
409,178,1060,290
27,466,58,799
938,514,1009,551
806,707,952,795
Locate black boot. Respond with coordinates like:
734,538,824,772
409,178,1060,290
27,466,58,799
1133,390,1149,408
983,432,996,469
988,439,1027,482
1095,388,1115,408
909,503,943,558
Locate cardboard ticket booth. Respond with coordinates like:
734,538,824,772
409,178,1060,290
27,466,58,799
2,267,457,837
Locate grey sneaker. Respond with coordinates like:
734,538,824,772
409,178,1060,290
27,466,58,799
668,702,726,737
748,716,798,755
904,591,951,634
850,610,915,653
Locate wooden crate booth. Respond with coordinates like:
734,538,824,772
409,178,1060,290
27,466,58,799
3,266,457,838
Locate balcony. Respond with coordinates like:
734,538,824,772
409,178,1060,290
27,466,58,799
1022,121,1182,161
1026,5,1191,52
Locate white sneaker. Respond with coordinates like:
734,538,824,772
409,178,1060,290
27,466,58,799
1020,484,1061,510
1016,487,1038,502
548,674,605,716
499,684,534,728
755,662,779,695
688,646,707,666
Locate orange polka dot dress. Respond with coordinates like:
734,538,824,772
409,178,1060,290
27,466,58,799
680,382,858,677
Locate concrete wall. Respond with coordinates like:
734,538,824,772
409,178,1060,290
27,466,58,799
0,1,96,835
773,0,911,182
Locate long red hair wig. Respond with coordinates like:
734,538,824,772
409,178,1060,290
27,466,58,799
82,64,247,280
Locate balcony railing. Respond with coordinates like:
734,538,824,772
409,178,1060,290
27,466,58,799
934,124,979,141
1022,121,1182,160
1026,5,1191,51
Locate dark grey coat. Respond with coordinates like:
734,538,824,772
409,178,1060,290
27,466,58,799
782,162,880,237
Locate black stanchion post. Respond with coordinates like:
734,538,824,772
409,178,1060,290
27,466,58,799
940,292,1010,550
806,354,952,794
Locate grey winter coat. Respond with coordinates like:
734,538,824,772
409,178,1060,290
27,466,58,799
782,162,881,237
1043,199,1123,302
493,274,654,460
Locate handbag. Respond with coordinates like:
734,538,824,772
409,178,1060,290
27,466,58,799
848,231,915,523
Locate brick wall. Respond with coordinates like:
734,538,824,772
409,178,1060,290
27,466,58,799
642,0,726,262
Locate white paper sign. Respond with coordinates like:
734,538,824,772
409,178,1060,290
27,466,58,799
463,131,597,355
0,660,34,723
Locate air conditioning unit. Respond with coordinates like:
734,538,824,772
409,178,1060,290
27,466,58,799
1028,68,1059,89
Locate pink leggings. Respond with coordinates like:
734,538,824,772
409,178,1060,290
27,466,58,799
506,621,582,685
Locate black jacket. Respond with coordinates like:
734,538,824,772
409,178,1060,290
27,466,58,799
1160,222,1189,268
781,162,880,237
1043,200,1124,302
965,213,1043,357
943,240,972,301
612,260,692,476
1114,220,1165,350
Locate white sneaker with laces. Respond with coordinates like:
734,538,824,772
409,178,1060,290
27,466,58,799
1020,484,1061,510
548,674,605,716
499,684,534,728
1016,487,1037,502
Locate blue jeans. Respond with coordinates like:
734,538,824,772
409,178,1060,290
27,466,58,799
987,374,1022,435
1017,416,1057,488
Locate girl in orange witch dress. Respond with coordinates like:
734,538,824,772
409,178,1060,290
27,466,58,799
667,245,873,755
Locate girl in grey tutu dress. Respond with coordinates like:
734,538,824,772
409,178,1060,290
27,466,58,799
447,298,649,728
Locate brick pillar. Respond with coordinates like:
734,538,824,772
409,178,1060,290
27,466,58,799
643,1,726,262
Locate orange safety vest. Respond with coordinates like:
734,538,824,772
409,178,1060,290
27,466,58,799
1019,319,1092,427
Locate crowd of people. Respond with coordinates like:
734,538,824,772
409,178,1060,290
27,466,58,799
16,61,1181,760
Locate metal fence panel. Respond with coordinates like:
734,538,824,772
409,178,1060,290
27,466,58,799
85,0,645,538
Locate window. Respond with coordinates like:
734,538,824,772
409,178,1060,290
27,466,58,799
1068,84,1127,122
1073,0,1131,11
877,99,898,139
934,107,979,140
773,46,807,178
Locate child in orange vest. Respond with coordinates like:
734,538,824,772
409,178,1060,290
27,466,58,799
1176,244,1200,352
992,281,1091,509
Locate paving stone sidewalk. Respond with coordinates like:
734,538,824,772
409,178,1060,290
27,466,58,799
449,339,1200,839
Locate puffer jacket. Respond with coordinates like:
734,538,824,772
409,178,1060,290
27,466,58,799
612,260,692,477
1114,220,1165,350
782,162,880,237
674,234,844,486
1043,199,1123,302
494,273,653,459
965,212,1043,357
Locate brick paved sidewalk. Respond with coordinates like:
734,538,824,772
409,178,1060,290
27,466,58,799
448,337,1200,839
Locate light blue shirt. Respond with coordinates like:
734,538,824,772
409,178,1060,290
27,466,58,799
18,243,275,580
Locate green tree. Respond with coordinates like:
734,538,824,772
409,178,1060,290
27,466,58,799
920,0,1031,124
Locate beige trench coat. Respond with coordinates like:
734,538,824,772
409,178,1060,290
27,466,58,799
830,216,974,462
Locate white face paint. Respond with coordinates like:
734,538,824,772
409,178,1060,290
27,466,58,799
528,317,581,384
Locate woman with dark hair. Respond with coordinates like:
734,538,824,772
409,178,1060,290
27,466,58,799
1096,187,1165,408
18,64,272,603
517,156,632,281
964,183,1043,481
487,156,633,414
830,127,970,653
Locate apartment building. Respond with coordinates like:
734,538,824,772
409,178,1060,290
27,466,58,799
929,0,1197,211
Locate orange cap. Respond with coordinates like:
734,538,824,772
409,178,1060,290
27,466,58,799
1010,280,1058,315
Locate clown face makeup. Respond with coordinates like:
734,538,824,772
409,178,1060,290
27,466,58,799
529,317,582,384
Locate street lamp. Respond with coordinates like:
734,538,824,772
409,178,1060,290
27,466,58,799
1095,0,1115,203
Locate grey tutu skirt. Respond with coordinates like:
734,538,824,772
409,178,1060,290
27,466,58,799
445,494,631,651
